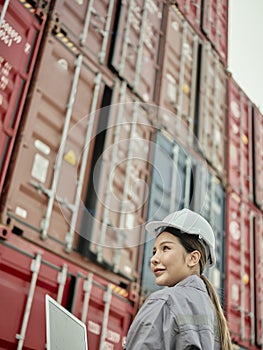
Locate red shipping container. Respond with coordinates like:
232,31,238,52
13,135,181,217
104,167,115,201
227,76,254,200
51,0,118,66
175,0,202,33
197,39,227,178
110,0,164,102
0,32,106,252
156,5,200,148
0,237,137,349
0,0,47,194
225,191,263,350
252,105,263,210
202,0,228,65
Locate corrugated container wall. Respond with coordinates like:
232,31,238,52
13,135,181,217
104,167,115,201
196,39,227,178
201,0,228,65
141,131,226,303
78,83,154,280
0,25,154,285
226,191,263,350
0,0,47,194
110,0,164,102
192,163,226,306
252,105,263,210
0,31,106,249
227,75,254,201
156,5,200,148
0,237,137,349
50,0,118,66
175,0,202,34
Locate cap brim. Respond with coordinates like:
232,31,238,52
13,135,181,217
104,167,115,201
145,220,179,236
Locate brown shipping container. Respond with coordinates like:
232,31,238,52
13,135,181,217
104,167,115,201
0,0,47,194
202,0,228,65
79,80,154,279
197,39,227,178
226,191,263,350
227,76,254,200
175,0,202,33
252,105,263,210
156,5,200,148
110,0,164,102
51,0,118,66
0,237,138,349
0,32,107,256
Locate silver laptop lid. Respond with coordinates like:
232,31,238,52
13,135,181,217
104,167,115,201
45,294,88,350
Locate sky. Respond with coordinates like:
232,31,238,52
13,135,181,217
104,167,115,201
228,0,263,113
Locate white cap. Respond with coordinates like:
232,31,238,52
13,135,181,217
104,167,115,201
145,208,216,268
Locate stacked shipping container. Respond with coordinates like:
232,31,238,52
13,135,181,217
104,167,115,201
226,75,263,349
0,0,263,349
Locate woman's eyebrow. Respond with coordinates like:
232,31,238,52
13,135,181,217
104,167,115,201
154,240,176,249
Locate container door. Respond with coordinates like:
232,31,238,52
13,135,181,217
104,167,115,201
193,164,226,305
226,193,258,348
175,0,202,33
1,33,105,254
0,241,72,349
141,131,194,297
201,0,228,65
227,76,253,200
79,83,153,279
254,212,263,347
252,106,263,210
157,5,199,147
0,0,46,194
110,0,163,102
51,0,117,65
197,40,227,177
72,273,136,350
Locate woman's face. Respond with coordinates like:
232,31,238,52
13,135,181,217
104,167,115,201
150,231,192,287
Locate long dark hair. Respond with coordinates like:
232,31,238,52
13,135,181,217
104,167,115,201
160,227,232,350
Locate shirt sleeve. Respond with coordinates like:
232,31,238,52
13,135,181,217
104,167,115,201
124,296,176,350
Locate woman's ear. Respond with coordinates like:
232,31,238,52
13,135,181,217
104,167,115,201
187,250,201,268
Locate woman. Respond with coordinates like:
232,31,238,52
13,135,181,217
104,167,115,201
124,208,232,349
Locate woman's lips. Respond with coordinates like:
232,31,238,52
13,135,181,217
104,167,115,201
154,268,165,276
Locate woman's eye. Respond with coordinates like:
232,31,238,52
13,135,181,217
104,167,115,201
163,245,170,251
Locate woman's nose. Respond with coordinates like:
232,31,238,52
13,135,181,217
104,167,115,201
150,253,160,265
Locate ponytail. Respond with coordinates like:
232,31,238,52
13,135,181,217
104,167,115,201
200,275,232,350
162,227,232,349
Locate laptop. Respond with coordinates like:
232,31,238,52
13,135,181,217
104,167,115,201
45,294,88,350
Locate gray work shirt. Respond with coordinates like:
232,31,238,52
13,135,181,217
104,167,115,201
124,275,221,349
